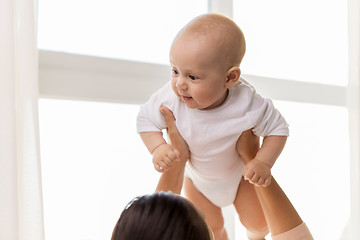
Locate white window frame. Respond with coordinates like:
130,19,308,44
38,0,360,239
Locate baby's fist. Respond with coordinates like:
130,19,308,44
243,159,272,187
152,143,180,172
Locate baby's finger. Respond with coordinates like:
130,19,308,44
242,165,249,176
256,177,265,186
154,163,164,173
243,169,254,182
159,160,171,170
250,173,260,185
162,156,174,169
263,177,271,187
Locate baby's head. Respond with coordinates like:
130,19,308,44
172,13,246,68
170,13,246,110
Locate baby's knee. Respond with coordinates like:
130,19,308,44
207,216,228,240
208,215,225,232
211,226,228,240
246,227,269,240
239,212,268,240
240,218,268,240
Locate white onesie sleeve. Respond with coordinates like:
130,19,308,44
136,81,175,133
239,79,289,137
251,97,289,137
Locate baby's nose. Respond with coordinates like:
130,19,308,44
176,77,188,90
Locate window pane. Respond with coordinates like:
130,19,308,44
37,0,208,65
234,102,349,240
233,0,348,86
40,99,350,240
39,99,157,240
250,101,349,240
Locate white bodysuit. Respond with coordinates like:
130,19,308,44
137,77,289,207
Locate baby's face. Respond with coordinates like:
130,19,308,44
169,35,230,110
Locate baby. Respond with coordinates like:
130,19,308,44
137,13,288,240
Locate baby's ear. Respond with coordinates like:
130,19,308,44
225,66,241,88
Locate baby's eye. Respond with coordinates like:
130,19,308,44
189,74,198,80
172,69,179,75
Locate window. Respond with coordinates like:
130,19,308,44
38,0,350,239
233,100,350,239
37,0,208,65
269,101,349,240
234,0,348,86
38,1,208,239
39,99,157,240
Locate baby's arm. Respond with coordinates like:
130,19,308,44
242,135,287,187
140,131,180,173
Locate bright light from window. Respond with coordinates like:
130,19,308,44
271,100,349,240
234,0,348,86
37,0,208,65
39,98,349,240
39,99,158,240
235,100,350,240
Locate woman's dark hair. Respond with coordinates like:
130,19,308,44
111,192,211,240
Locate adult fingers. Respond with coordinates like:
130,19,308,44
167,148,180,162
160,106,176,130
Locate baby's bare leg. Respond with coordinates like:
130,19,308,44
234,179,268,240
237,130,312,238
155,106,189,194
184,178,229,240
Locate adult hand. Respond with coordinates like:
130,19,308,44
160,106,190,162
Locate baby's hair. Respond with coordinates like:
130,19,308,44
111,192,212,240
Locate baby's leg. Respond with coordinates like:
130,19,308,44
233,179,268,240
237,129,313,239
184,177,229,240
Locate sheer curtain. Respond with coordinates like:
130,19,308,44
348,0,360,239
0,0,44,240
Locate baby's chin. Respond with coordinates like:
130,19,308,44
183,101,208,110
180,98,198,109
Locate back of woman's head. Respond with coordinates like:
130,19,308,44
111,192,212,240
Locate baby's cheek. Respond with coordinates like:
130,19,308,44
199,91,215,103
171,80,181,97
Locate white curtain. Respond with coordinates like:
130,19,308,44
0,0,44,239
348,0,360,239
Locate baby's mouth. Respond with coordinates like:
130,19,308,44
182,96,192,101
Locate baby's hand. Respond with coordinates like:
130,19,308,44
152,143,180,172
243,159,272,187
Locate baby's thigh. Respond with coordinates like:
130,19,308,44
233,179,267,229
184,177,224,229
